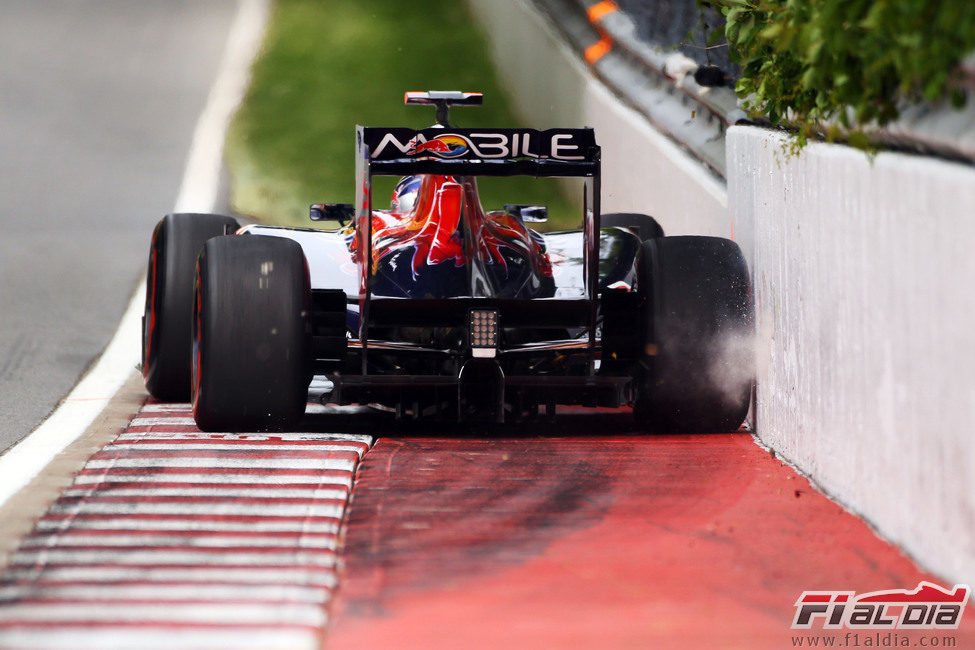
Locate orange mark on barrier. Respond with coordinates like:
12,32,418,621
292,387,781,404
587,0,618,23
584,1,617,64
584,37,612,64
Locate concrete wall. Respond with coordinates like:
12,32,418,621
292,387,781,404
468,0,729,237
729,127,975,586
472,0,975,586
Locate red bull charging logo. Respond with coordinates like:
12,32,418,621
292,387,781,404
407,134,469,158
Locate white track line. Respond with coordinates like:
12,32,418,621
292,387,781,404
0,602,325,626
0,629,319,650
126,417,198,426
104,443,364,452
9,549,337,568
0,287,145,507
0,583,330,603
34,519,342,534
140,404,194,412
172,0,270,214
19,534,339,550
118,431,374,444
83,458,356,471
0,566,338,586
71,473,353,486
0,0,271,509
45,502,346,518
60,487,349,499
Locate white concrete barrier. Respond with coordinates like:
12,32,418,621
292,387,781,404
729,126,975,586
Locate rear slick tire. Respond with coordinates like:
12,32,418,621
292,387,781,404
636,236,753,433
601,212,665,241
192,235,311,432
142,213,240,401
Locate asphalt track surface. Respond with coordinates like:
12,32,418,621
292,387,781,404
0,0,237,452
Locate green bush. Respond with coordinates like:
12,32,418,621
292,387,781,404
704,0,975,148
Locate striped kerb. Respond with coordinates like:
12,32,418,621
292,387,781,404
0,403,372,650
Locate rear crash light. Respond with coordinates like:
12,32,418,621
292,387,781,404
469,310,499,358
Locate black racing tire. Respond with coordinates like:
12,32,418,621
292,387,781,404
601,213,665,241
192,235,311,432
636,236,753,432
142,213,240,401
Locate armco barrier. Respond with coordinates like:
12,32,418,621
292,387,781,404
468,0,730,237
472,0,975,587
729,126,975,587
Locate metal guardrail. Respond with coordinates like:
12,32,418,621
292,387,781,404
614,0,735,73
529,0,975,171
530,0,740,178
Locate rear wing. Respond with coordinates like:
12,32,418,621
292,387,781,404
354,126,602,372
361,126,599,175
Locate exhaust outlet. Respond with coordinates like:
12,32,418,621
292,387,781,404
458,359,504,423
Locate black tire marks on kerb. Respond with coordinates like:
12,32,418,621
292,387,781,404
337,437,618,616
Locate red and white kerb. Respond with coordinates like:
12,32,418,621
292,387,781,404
0,403,372,650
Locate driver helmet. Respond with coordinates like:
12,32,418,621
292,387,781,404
390,175,421,214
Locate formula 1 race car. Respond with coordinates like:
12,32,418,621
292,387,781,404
142,91,753,432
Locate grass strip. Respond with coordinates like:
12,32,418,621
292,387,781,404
225,0,580,229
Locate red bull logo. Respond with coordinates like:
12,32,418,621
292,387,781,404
407,134,469,158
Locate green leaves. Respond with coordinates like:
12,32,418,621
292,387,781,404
700,0,975,150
